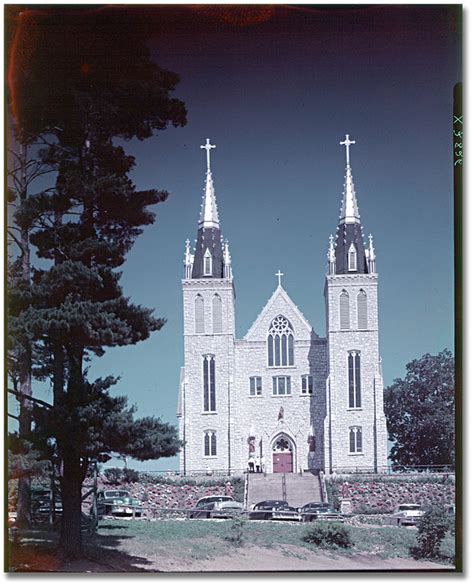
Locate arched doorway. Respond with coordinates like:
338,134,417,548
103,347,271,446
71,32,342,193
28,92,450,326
272,434,294,473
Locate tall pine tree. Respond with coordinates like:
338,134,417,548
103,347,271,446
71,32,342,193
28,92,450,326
7,6,187,558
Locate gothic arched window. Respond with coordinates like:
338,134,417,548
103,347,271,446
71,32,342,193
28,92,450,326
203,354,216,412
204,430,217,456
348,350,361,408
339,290,350,330
267,315,294,367
195,295,205,334
348,242,357,271
203,248,212,276
357,290,368,330
349,426,363,453
212,294,222,334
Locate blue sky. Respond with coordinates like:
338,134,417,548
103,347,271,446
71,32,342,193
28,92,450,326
10,5,461,471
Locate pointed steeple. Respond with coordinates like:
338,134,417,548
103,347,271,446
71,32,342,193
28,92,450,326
191,139,228,279
198,139,220,229
332,134,368,274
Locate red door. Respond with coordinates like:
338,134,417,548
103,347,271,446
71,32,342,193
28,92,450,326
273,452,293,473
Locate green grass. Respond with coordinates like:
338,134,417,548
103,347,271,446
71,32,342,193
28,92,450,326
9,519,455,571
92,519,454,564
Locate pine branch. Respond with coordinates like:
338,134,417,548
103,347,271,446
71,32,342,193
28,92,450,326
8,388,53,409
7,229,24,250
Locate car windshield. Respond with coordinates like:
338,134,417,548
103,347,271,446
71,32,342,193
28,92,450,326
104,491,130,498
197,496,232,507
398,505,421,511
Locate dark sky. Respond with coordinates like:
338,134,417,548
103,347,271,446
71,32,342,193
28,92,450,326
7,4,462,470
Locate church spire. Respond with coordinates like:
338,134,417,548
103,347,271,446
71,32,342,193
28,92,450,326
198,139,220,229
332,134,368,275
339,134,360,225
190,138,227,279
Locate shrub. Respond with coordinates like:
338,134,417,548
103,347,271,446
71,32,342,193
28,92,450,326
123,468,140,483
224,515,246,547
325,480,340,510
302,521,352,549
357,503,392,515
103,467,123,485
410,506,451,559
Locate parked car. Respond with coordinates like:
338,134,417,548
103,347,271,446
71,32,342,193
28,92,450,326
190,496,243,519
388,504,424,526
249,500,301,521
96,489,143,518
31,488,63,518
299,502,343,522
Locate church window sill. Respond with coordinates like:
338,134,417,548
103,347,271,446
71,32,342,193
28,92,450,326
270,394,293,398
202,411,218,415
347,408,363,411
267,366,296,369
348,452,364,456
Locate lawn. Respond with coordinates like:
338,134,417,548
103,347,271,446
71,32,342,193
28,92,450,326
7,519,455,572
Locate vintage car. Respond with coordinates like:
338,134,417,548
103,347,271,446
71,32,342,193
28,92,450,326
189,496,243,519
31,488,63,518
388,503,424,526
249,500,301,521
96,489,143,518
299,502,344,522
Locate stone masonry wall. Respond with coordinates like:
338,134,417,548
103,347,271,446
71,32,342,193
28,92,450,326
325,273,388,472
232,288,328,473
181,278,235,473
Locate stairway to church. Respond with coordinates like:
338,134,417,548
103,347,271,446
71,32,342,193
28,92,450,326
247,472,323,509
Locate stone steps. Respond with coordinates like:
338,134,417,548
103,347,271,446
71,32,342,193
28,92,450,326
247,472,322,509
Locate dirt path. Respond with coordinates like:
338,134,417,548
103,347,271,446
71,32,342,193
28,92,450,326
116,543,451,573
8,544,452,573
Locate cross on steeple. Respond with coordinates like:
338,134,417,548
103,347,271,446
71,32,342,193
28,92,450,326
339,134,356,166
275,270,284,287
200,138,216,172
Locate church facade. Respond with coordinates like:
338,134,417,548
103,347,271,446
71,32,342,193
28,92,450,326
177,136,388,475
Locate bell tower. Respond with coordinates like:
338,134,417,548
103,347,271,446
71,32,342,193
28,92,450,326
324,134,388,473
178,139,235,475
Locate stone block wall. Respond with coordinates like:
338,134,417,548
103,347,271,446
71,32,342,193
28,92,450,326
180,278,235,473
325,273,388,473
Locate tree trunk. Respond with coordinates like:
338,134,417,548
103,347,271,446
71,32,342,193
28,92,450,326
16,343,32,528
58,451,83,559
57,346,84,558
15,143,33,530
16,475,31,529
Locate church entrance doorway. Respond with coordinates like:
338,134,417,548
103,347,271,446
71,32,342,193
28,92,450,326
272,435,294,473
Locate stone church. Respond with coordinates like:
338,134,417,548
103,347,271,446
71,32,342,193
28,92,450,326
177,136,388,475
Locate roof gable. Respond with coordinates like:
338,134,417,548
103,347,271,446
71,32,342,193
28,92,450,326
243,286,314,341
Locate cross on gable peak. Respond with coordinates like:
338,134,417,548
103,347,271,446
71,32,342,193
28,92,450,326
275,270,284,287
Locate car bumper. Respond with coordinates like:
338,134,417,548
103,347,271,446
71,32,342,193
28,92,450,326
271,512,301,521
211,510,243,518
101,506,142,517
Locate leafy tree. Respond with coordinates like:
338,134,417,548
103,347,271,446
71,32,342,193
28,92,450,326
384,350,455,467
6,6,187,558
